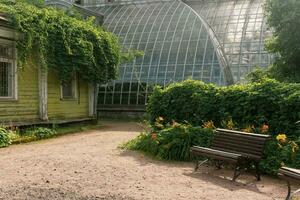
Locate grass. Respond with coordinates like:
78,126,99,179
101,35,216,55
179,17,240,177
10,122,103,145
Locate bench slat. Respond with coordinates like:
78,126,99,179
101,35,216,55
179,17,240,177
216,128,271,138
215,132,269,143
214,133,266,146
191,146,241,163
279,167,300,180
212,141,264,157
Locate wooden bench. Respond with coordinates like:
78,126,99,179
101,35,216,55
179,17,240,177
278,167,300,200
190,128,271,181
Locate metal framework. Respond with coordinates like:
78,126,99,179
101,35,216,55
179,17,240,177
86,0,273,107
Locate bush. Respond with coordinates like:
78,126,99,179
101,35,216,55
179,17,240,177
147,79,300,138
33,127,56,139
147,81,220,126
0,128,11,147
124,123,213,161
145,79,300,173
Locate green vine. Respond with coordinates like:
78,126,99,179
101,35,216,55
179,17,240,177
0,1,121,84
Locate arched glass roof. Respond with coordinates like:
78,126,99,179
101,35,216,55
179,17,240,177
85,0,273,107
185,0,273,82
91,0,231,106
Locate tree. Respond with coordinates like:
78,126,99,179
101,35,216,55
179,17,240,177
265,0,300,82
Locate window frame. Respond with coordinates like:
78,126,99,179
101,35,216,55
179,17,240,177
0,39,17,101
60,73,78,101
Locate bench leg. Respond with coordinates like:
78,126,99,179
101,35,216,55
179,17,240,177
255,163,261,181
194,159,208,172
232,164,241,181
285,179,291,200
215,160,223,170
290,188,300,200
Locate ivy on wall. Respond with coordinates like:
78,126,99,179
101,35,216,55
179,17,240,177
0,0,121,84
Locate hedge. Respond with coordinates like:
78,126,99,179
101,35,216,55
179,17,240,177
147,79,300,138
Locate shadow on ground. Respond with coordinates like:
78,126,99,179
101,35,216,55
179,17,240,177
119,148,285,197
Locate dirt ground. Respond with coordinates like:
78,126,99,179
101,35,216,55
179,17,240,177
0,120,298,200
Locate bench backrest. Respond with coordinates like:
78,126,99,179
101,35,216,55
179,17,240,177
211,128,271,160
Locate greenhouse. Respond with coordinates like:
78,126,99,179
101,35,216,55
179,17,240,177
83,0,274,110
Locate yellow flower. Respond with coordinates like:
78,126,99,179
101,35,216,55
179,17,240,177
202,121,216,129
242,125,255,133
276,134,287,143
227,119,235,130
290,141,299,153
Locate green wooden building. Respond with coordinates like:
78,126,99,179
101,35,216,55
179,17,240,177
0,15,97,126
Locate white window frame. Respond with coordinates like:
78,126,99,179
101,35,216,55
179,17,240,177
60,73,78,100
0,39,17,101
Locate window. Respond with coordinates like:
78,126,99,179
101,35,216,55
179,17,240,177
0,43,16,100
0,62,13,97
61,75,77,100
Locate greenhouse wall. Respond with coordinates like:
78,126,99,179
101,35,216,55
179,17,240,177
83,0,273,114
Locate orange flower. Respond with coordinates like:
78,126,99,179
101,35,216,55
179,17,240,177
261,124,269,133
151,132,157,140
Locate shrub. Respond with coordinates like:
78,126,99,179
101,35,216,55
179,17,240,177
0,128,11,147
124,123,214,161
33,127,56,139
147,79,300,138
260,134,300,174
147,80,220,126
157,124,213,161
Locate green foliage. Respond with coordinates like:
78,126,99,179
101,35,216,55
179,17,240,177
33,127,57,139
145,79,300,172
265,0,300,82
246,68,269,83
260,136,300,174
147,80,220,126
121,49,144,64
124,133,159,156
16,0,45,7
0,1,120,83
124,123,213,161
0,127,11,148
148,79,300,138
259,139,282,174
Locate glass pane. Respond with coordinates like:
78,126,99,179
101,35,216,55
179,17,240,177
0,62,12,97
62,80,75,99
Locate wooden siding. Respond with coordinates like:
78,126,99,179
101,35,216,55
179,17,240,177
47,72,90,120
0,61,39,123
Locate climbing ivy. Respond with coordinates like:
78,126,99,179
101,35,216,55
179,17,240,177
0,1,121,84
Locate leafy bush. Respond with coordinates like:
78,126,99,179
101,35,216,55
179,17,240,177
147,79,300,138
0,1,120,84
124,123,213,161
0,128,11,148
147,80,220,126
33,127,57,139
260,134,300,174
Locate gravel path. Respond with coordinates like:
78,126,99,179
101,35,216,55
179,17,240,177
0,120,295,200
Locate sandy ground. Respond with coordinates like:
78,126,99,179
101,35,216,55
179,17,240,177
0,120,298,200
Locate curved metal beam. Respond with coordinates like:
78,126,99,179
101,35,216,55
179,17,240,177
182,2,234,85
